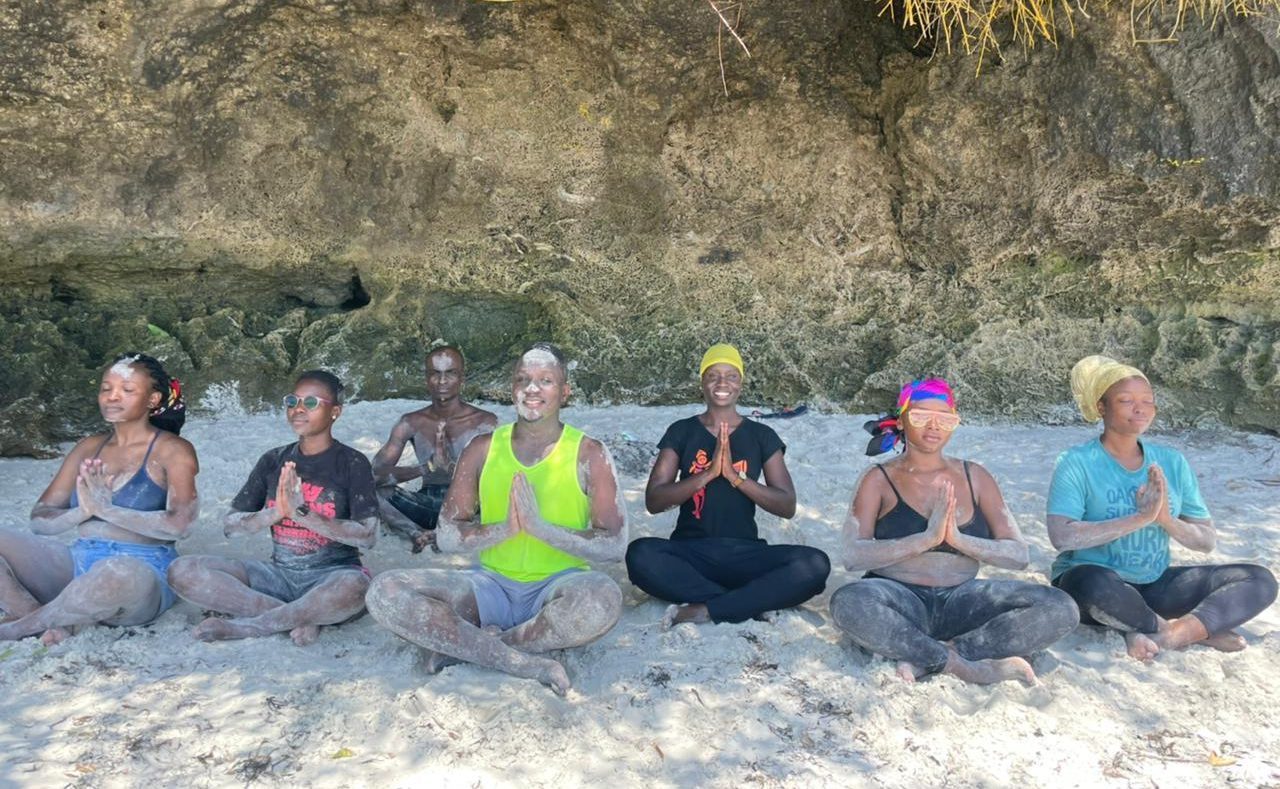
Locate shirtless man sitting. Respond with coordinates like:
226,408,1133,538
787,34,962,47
365,343,625,695
373,345,497,552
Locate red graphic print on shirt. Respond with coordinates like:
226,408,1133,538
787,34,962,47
690,449,712,519
268,481,338,555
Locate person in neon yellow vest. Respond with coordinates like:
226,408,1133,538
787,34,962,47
366,343,626,695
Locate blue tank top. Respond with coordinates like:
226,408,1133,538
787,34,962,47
69,433,168,513
872,461,990,554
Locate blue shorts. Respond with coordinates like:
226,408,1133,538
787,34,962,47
469,568,582,631
70,538,179,615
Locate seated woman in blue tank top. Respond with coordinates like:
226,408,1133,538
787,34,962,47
830,379,1078,685
0,353,199,645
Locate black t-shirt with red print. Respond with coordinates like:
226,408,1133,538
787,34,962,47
657,416,786,542
230,441,378,570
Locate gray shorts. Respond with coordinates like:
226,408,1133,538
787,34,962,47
245,560,369,604
469,567,582,631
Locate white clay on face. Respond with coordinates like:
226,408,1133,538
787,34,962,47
109,356,140,380
521,348,559,367
431,353,454,372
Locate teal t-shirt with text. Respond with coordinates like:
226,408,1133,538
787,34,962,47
1047,438,1210,584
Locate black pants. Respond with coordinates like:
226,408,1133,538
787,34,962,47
1054,563,1277,635
625,537,831,623
829,577,1079,674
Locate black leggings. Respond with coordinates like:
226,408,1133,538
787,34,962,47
830,577,1079,674
625,537,831,623
1053,563,1278,636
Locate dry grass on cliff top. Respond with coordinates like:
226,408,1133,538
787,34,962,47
878,0,1280,69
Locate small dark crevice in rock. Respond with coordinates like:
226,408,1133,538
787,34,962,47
341,273,371,310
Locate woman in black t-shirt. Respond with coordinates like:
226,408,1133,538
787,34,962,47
625,344,830,626
167,370,379,646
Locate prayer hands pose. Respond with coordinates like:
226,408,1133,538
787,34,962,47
1135,464,1167,524
509,472,540,534
926,479,956,550
431,422,456,477
709,422,740,483
76,458,117,518
275,462,305,520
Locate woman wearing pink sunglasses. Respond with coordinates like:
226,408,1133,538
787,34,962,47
830,379,1078,685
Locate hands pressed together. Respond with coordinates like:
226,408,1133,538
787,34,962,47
704,422,744,488
924,479,964,551
1136,464,1173,528
274,462,306,520
76,458,117,518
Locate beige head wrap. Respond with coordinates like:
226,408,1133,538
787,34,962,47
1069,355,1148,423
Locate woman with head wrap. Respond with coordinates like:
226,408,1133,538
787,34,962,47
0,353,199,644
830,379,1078,685
1046,356,1276,661
625,343,831,627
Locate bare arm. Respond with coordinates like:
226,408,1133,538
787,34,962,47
841,468,946,572
223,506,279,537
78,440,200,540
644,447,713,514
371,417,422,485
944,464,1028,570
292,513,380,550
520,439,627,562
29,438,97,535
1150,465,1215,552
435,435,517,554
735,449,796,519
1047,464,1165,551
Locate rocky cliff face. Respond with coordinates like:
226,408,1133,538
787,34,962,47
3,0,1278,454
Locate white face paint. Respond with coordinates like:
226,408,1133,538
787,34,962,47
521,348,560,367
430,354,453,372
513,354,565,422
109,356,140,380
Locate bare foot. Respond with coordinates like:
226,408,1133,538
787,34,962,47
192,616,256,642
1125,631,1160,662
535,658,571,697
40,627,74,646
662,603,711,630
1151,615,1210,651
289,624,320,646
896,661,921,683
944,650,1037,686
1203,630,1247,653
753,610,778,624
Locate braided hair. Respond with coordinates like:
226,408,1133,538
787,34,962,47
110,352,187,435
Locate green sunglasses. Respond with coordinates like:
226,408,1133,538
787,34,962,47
283,394,333,410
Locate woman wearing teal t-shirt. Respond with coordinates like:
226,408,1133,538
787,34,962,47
1047,356,1276,661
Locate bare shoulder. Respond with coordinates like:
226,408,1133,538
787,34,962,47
155,432,199,465
462,431,494,456
400,408,438,430
578,435,608,461
467,404,499,426
855,462,890,496
69,433,109,458
958,458,996,483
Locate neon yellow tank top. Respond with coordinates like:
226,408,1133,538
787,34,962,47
478,423,591,582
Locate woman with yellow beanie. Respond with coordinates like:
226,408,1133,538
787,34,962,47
1046,356,1276,660
625,344,830,626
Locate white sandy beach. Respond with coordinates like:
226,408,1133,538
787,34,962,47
0,401,1277,788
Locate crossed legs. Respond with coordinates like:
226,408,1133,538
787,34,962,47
365,568,622,695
